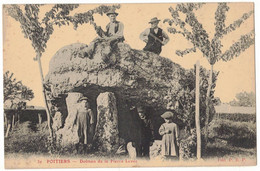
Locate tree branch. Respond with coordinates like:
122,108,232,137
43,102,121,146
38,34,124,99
166,3,211,58
222,10,253,36
176,47,196,57
175,3,205,13
221,30,254,61
214,3,229,39
69,4,120,29
183,5,211,58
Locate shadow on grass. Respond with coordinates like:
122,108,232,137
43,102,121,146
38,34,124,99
204,141,256,158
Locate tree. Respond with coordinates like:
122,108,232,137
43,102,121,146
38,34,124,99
5,4,120,138
164,3,254,153
229,91,255,107
4,71,34,137
4,71,34,103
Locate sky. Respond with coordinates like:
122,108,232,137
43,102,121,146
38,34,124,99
3,2,255,107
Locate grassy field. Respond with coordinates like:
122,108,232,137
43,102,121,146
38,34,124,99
4,119,256,160
4,121,49,155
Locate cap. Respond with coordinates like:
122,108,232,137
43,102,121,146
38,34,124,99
161,111,174,119
78,96,88,102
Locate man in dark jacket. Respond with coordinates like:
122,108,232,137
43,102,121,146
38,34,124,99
140,17,169,55
132,106,155,159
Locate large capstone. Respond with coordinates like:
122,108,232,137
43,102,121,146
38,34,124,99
45,41,184,111
94,92,119,152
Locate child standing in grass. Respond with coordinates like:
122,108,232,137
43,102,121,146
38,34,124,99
159,111,179,161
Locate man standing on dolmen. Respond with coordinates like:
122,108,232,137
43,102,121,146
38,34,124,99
140,17,169,55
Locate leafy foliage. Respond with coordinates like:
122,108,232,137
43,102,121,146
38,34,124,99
164,3,254,65
163,66,219,131
6,4,120,57
6,4,121,142
229,91,256,107
6,4,78,55
68,4,120,29
4,71,34,103
221,30,254,61
179,129,197,160
165,3,254,154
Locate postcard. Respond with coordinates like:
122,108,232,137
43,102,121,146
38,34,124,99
2,2,256,169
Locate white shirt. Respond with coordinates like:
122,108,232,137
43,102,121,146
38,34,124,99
139,27,170,45
106,21,124,39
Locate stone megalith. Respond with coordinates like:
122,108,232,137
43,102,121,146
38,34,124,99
56,92,84,147
45,40,216,151
94,92,119,153
44,41,185,149
52,111,63,131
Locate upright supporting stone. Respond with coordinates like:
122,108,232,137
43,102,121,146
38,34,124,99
52,111,62,131
56,92,83,147
95,92,119,153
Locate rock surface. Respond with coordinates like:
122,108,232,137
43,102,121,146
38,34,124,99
45,40,186,152
94,92,119,152
150,140,162,159
52,111,63,131
56,92,84,147
45,41,184,111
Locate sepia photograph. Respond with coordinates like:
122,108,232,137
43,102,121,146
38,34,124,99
1,0,257,169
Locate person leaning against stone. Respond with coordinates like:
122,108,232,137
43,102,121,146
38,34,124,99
159,111,180,161
132,106,155,159
75,97,95,154
139,17,169,55
84,9,124,57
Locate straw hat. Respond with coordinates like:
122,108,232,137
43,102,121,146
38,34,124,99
149,17,161,23
106,9,118,16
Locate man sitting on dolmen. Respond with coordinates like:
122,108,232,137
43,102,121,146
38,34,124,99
84,9,124,58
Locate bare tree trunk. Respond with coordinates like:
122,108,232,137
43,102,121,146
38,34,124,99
195,61,201,159
4,114,8,129
36,53,53,138
38,113,42,124
205,64,213,149
5,124,11,138
12,114,15,131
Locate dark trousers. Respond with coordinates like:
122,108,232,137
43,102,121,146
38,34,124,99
135,142,150,159
143,43,162,55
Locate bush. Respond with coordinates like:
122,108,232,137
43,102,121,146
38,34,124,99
208,119,256,148
179,129,208,160
179,129,197,160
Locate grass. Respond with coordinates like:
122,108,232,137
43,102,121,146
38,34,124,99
4,121,49,154
205,139,256,159
204,118,256,159
4,119,256,160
